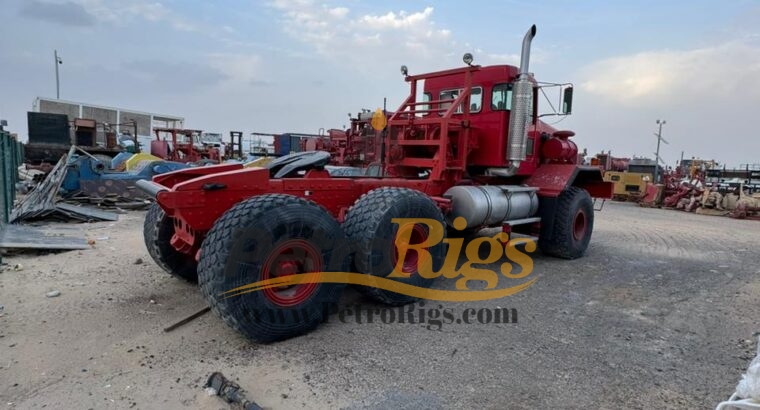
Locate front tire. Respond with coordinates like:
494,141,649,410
143,203,198,282
343,188,446,306
538,187,594,259
198,194,349,343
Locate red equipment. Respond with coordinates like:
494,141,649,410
297,112,387,168
151,128,221,164
591,151,630,172
139,25,613,343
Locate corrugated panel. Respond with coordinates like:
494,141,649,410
0,224,89,250
1,131,10,224
276,134,291,156
0,130,23,224
0,131,27,262
290,135,302,153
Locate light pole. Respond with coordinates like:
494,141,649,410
654,119,668,183
54,50,63,99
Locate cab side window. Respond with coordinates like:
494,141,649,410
439,87,482,114
491,83,513,111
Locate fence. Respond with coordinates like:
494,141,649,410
1,130,24,225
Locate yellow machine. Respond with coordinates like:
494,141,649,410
244,157,274,168
603,171,653,200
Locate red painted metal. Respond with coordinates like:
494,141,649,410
153,163,242,190
152,128,221,163
639,183,661,206
542,136,578,163
523,164,580,197
591,152,630,172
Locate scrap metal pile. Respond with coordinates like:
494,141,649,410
637,161,760,220
11,145,194,223
659,181,760,219
11,149,119,223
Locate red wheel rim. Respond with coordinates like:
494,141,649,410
392,224,429,275
572,209,587,241
260,239,322,307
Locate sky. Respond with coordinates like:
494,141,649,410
1,0,759,167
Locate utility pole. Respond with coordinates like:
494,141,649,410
654,119,668,183
54,50,63,99
132,120,138,149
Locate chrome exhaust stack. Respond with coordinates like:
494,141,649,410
499,24,537,177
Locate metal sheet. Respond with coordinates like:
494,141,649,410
56,203,119,222
0,224,89,250
10,151,70,223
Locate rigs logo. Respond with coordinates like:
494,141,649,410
222,216,538,302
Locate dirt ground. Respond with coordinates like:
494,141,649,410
1,201,759,409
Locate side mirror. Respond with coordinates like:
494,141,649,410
562,87,574,114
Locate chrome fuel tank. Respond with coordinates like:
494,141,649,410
444,185,539,228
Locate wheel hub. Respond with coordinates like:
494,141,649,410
572,210,587,241
261,239,322,307
392,224,429,275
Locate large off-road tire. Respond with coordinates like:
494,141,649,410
143,203,198,282
198,194,349,343
343,188,446,306
538,187,594,259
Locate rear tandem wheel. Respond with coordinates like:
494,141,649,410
143,203,198,282
197,194,349,343
343,187,447,306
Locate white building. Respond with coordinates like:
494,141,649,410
33,97,184,151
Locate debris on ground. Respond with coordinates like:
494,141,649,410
0,224,90,251
45,290,61,298
58,146,188,207
205,372,263,410
10,149,120,223
163,307,211,332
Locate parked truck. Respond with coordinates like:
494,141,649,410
139,25,613,342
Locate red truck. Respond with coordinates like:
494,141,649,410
139,25,613,342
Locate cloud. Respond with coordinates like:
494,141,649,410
360,7,435,30
19,0,96,26
481,52,520,65
206,53,263,87
579,41,760,105
70,0,198,32
328,6,348,18
270,1,457,71
120,59,226,92
571,38,760,165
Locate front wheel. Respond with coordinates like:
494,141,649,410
538,187,594,259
